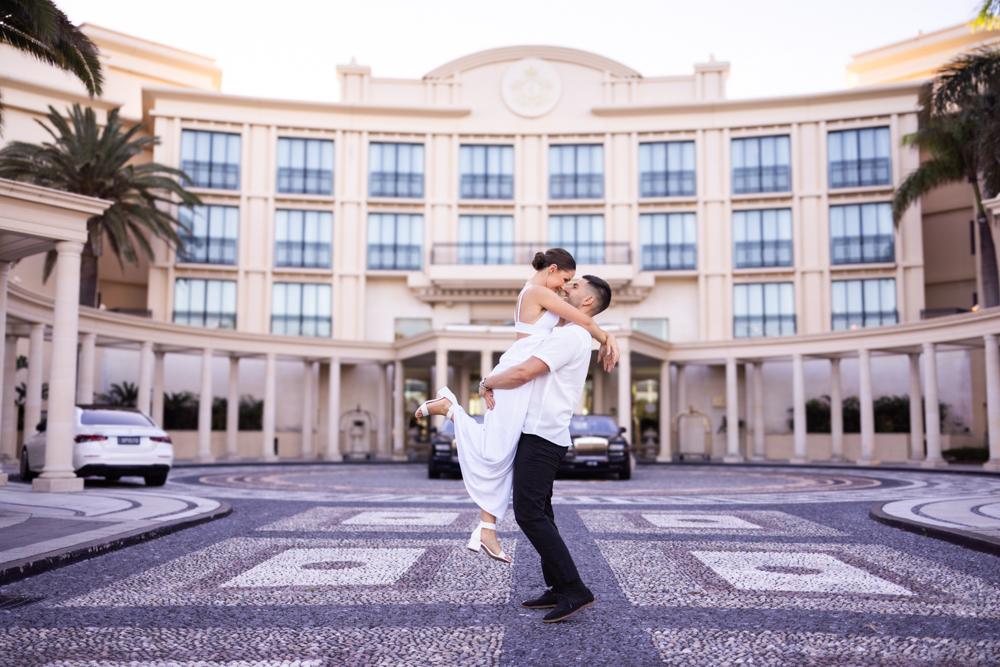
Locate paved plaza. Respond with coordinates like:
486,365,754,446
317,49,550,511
1,463,1000,665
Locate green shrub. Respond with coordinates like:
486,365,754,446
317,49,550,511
942,446,989,462
788,395,947,433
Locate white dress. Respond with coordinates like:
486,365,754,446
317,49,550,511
452,285,560,521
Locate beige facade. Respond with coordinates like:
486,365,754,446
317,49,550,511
1,22,1000,470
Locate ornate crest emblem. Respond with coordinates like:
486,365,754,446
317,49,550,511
501,58,562,118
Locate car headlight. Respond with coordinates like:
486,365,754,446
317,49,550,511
434,444,452,452
608,443,626,451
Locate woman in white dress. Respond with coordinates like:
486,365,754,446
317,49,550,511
415,248,619,563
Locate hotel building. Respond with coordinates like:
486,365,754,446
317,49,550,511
1,21,1000,472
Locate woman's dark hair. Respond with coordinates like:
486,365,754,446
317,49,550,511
531,247,576,272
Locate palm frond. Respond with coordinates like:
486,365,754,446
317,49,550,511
0,103,202,296
0,1,102,130
974,0,1000,29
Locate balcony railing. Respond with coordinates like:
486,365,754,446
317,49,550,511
735,240,793,269
181,160,239,190
831,235,894,265
177,236,237,265
832,310,898,331
368,244,422,270
829,158,891,189
734,314,797,338
275,241,332,269
733,165,791,194
271,315,332,337
459,174,514,199
277,167,333,195
640,243,696,270
172,311,236,329
370,172,424,198
431,242,631,265
639,170,696,198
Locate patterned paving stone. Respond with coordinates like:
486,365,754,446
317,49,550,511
648,627,1000,666
578,509,845,536
258,507,519,533
58,537,516,607
598,539,1000,616
0,626,504,666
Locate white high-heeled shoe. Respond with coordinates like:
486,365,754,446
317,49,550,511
468,521,512,564
414,386,460,420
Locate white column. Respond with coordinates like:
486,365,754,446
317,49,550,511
34,241,84,492
225,356,240,459
857,348,879,466
136,341,154,415
921,342,945,467
325,356,341,461
433,347,449,429
724,358,742,462
480,349,493,379
24,323,45,439
592,364,605,414
676,364,687,455
301,360,315,458
657,360,672,461
458,362,470,412
152,351,165,427
0,264,6,480
616,339,632,443
907,352,925,464
752,361,765,460
76,333,96,405
0,336,16,463
196,348,215,463
983,334,1000,470
376,362,388,458
790,353,807,464
393,359,405,456
262,352,277,461
830,358,844,461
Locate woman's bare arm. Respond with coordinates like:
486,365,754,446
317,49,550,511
527,287,620,367
527,286,606,343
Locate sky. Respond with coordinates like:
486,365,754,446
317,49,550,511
56,0,980,103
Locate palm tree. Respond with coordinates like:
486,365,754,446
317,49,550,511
893,50,1000,307
0,104,201,306
0,0,103,130
98,381,138,407
975,0,1000,29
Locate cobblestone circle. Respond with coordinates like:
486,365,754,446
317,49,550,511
1,463,999,666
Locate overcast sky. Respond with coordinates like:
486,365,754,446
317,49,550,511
56,0,979,102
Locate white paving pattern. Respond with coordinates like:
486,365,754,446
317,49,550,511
691,550,914,596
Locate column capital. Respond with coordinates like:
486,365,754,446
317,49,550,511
53,240,84,256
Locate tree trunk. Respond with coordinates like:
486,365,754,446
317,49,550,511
79,241,99,307
978,214,1000,308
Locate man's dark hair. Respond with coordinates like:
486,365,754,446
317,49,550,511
582,275,611,315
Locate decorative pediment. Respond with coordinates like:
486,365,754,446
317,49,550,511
423,45,641,80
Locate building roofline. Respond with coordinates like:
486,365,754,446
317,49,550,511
81,23,219,69
592,80,923,117
141,86,470,119
423,45,642,80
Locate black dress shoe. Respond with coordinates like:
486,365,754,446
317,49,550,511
521,589,559,609
542,592,595,622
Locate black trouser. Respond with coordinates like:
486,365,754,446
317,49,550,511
512,432,582,589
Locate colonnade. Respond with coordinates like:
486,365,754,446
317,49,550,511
660,337,1000,469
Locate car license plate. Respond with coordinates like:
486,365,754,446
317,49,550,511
586,460,599,466
118,437,140,445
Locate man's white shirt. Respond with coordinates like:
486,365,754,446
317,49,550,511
522,323,593,446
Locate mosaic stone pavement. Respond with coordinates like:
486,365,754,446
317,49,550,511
1,464,999,666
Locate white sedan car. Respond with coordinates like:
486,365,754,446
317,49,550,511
20,406,173,486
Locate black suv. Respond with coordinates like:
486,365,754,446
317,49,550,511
427,415,484,478
560,415,631,480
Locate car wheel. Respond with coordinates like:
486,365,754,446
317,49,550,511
428,467,440,479
19,448,36,482
618,460,632,481
104,474,122,483
144,471,168,487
